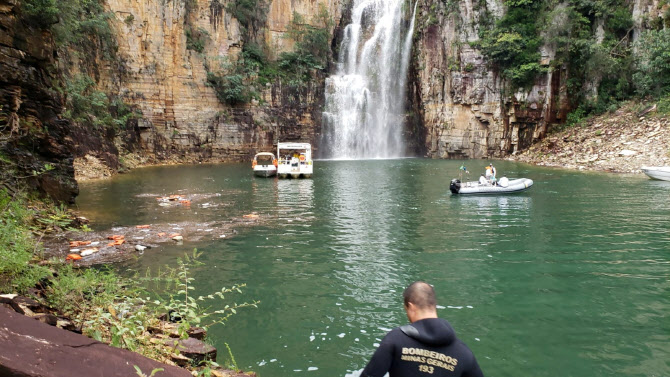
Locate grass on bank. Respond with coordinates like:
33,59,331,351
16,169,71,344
0,188,258,374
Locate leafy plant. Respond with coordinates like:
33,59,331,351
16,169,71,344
64,74,138,131
150,250,259,337
0,189,51,293
134,366,164,377
20,0,59,27
633,29,670,98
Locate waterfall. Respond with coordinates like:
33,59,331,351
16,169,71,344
321,0,418,159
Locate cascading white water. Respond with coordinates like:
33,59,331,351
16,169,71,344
321,0,417,159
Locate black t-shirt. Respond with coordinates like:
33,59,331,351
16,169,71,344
361,318,484,377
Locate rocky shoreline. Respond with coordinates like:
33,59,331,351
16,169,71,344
0,294,253,377
74,107,669,183
509,104,670,173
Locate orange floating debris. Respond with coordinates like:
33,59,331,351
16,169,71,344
168,233,181,238
66,254,82,261
107,235,125,240
135,225,151,229
108,239,125,246
157,232,166,237
243,214,259,219
179,200,191,205
69,240,91,247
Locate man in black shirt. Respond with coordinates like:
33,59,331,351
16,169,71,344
360,281,484,377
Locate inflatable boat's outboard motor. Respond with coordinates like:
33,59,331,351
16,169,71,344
449,179,461,194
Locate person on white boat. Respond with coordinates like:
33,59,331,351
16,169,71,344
485,163,497,185
479,174,488,185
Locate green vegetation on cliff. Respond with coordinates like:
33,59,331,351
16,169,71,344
471,0,670,120
64,74,138,131
21,0,138,134
207,6,332,106
22,0,116,59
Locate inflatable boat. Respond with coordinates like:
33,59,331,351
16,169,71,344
450,177,533,195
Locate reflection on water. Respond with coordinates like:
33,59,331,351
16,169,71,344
75,160,670,377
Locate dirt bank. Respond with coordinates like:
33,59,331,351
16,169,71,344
509,104,670,173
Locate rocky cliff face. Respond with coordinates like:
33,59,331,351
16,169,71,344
101,0,342,162
409,0,664,160
0,0,78,202
410,0,566,159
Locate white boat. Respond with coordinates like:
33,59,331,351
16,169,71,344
277,142,313,178
450,177,533,195
252,152,277,178
641,166,670,181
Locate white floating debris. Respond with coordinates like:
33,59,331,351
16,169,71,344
337,333,345,338
89,241,100,246
70,249,80,253
475,338,480,341
308,367,318,371
205,229,213,232
309,335,315,342
80,248,99,257
618,149,637,156
219,235,226,238
270,359,277,363
135,245,147,252
133,236,145,240
172,235,183,241
360,330,367,333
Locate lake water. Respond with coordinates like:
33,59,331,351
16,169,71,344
76,159,670,377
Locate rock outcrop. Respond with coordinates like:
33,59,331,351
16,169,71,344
511,105,670,173
100,0,342,163
0,0,78,202
409,0,665,160
410,0,567,160
0,305,192,377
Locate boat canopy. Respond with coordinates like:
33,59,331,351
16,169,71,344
277,142,312,161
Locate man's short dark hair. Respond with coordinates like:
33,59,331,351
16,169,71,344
403,281,437,309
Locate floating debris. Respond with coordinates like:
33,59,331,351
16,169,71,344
69,240,91,247
80,248,99,257
107,239,125,246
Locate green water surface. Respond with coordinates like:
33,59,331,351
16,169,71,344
75,159,670,377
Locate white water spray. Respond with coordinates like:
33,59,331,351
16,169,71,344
321,0,418,159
